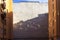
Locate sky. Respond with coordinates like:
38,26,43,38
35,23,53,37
13,0,48,3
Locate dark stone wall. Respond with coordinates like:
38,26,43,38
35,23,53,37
13,13,48,40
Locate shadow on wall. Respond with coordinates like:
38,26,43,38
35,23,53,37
13,13,48,39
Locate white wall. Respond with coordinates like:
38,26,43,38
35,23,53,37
13,2,48,24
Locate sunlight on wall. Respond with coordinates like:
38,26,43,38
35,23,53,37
13,2,48,24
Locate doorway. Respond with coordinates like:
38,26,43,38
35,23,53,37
13,0,49,40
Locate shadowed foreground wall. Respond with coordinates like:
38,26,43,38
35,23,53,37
0,0,13,40
57,0,60,37
0,11,13,40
